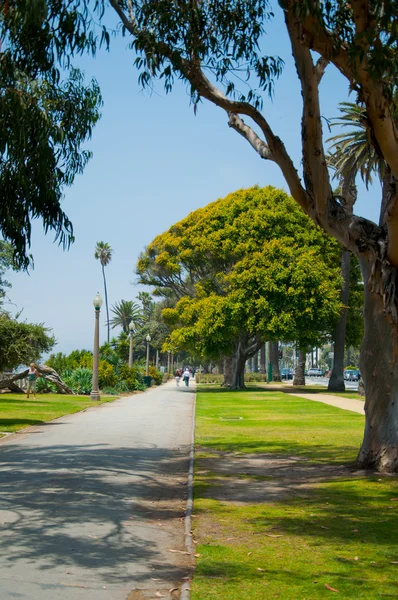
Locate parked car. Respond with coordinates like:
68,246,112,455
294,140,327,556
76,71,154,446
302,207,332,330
307,367,325,377
344,369,361,381
281,368,294,380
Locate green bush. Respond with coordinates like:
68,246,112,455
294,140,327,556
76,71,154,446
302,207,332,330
116,380,129,393
102,386,119,395
149,365,163,385
195,373,224,384
119,364,144,391
35,377,57,393
98,360,117,388
63,368,92,395
245,372,268,382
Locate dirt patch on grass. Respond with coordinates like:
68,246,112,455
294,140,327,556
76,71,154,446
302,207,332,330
196,449,367,504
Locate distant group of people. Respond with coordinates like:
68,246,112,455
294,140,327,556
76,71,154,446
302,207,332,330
175,367,196,387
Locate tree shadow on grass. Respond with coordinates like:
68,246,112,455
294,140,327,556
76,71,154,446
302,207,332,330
0,442,191,585
0,418,44,431
197,439,360,466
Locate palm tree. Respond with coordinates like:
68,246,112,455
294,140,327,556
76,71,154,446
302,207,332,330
109,300,142,334
327,101,391,225
326,102,377,392
94,241,113,342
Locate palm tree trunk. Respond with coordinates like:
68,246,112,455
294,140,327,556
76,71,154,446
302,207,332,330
328,250,350,392
102,264,110,343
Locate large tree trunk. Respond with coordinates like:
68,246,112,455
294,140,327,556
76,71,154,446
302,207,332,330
231,344,246,390
260,345,266,373
271,341,281,381
329,250,351,392
356,261,398,472
293,348,306,386
253,352,259,373
221,355,234,387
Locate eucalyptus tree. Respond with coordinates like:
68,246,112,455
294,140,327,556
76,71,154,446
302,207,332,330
0,0,102,268
95,241,113,342
107,0,398,471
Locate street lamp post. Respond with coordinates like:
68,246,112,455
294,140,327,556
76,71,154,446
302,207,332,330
146,334,151,377
128,321,134,368
90,292,103,401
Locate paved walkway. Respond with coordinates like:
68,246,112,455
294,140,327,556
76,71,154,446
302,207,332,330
0,381,195,600
283,391,365,415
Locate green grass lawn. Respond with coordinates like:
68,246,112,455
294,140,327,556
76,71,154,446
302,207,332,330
0,393,118,435
191,388,398,600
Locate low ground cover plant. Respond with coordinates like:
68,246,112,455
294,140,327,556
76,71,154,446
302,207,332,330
191,388,398,599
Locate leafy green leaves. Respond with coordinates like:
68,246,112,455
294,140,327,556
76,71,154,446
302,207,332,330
0,1,102,267
127,0,283,108
138,186,343,358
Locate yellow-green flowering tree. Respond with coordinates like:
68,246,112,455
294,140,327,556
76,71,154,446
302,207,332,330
137,186,343,388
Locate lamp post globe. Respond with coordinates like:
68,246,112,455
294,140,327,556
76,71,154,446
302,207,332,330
128,321,134,368
90,292,102,401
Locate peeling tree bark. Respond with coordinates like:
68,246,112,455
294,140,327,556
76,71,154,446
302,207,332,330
356,258,398,471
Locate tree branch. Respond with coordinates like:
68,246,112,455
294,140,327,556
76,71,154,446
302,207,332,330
227,114,273,161
315,57,328,83
284,7,331,221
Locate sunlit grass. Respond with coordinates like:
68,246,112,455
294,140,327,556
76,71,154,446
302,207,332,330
191,389,398,600
0,393,118,434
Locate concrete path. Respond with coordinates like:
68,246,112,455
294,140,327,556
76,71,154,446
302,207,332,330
0,381,195,600
283,391,365,415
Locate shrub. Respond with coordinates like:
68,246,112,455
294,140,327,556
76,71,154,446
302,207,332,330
63,368,92,395
98,360,117,388
36,377,57,393
116,380,129,393
102,387,119,395
149,366,163,385
119,364,144,391
195,373,224,384
245,373,268,382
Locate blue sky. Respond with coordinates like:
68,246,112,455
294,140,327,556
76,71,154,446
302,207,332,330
6,5,380,355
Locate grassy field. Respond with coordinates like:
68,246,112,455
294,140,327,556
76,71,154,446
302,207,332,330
191,388,398,600
0,393,118,435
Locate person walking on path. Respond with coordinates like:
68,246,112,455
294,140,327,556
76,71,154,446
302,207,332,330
26,363,38,400
175,368,181,386
183,368,190,387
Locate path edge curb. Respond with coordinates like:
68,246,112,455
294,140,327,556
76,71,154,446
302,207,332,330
181,388,196,600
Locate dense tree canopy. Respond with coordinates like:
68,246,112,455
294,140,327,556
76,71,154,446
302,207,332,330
0,1,102,267
138,186,343,386
0,313,55,371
